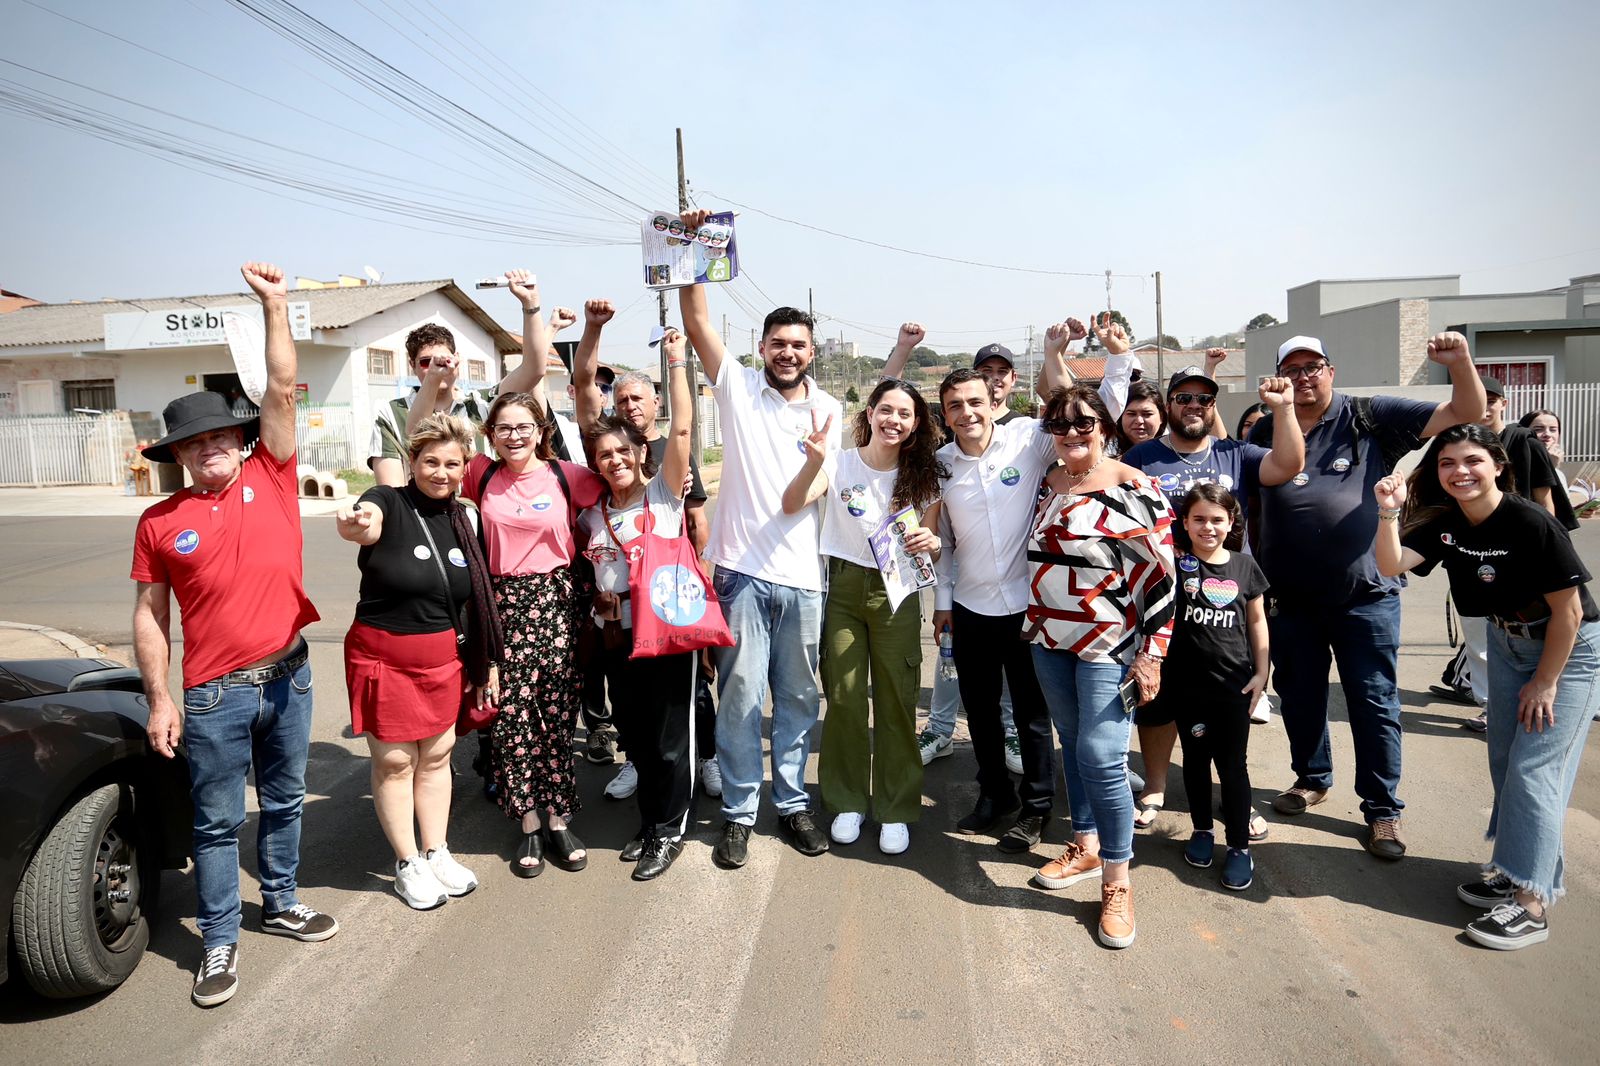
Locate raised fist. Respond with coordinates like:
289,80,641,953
1045,322,1073,357
585,299,616,327
1373,473,1408,512
549,306,578,333
1258,375,1293,409
898,322,926,348
240,261,287,301
662,326,686,360
1065,318,1088,342
1426,331,1470,366
1205,347,1228,370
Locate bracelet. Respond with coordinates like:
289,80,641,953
522,305,541,315
667,360,688,369
1378,512,1401,522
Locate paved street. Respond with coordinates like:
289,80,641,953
2,512,1598,1065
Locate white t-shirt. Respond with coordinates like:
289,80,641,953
934,417,1058,615
576,477,685,629
706,362,842,593
818,448,901,569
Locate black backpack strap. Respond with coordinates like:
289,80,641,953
543,398,573,463
1351,395,1420,473
477,458,504,501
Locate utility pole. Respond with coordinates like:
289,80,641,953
1154,270,1165,385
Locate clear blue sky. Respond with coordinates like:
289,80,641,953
5,0,1597,367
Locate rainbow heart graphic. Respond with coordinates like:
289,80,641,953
1200,578,1239,607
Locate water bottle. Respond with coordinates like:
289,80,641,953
938,626,958,681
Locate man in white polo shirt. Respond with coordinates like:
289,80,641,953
932,366,1060,853
677,209,842,869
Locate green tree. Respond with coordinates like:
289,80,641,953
911,346,942,367
845,385,860,404
1140,334,1185,350
1245,313,1280,331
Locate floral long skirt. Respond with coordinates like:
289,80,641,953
491,568,581,820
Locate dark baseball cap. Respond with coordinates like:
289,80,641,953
1481,375,1505,398
1166,365,1218,397
973,343,1015,370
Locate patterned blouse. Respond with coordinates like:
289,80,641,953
1024,477,1177,664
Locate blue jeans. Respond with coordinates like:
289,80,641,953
926,669,1016,740
182,656,314,948
1031,646,1134,863
711,569,823,824
1269,592,1405,823
1484,620,1600,903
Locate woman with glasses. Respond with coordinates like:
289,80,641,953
1374,424,1599,949
1024,384,1176,949
573,330,698,880
783,377,946,855
466,391,606,878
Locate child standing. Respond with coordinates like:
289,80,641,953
1168,484,1270,890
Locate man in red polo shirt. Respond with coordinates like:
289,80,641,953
132,262,335,1009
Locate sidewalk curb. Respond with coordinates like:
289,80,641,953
0,620,106,659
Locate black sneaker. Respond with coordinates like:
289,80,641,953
713,821,750,869
1465,902,1549,950
261,903,339,942
955,796,1023,835
996,814,1049,854
1457,873,1516,909
778,810,830,856
1429,682,1478,706
620,831,647,863
192,943,239,1008
632,835,683,881
585,726,617,765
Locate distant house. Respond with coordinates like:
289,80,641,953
0,289,40,315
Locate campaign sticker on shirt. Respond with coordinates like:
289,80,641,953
1183,577,1200,596
1158,472,1181,492
1291,472,1310,486
608,512,627,532
649,563,707,625
447,548,467,568
999,466,1021,486
1201,578,1240,607
1190,723,1207,738
1332,458,1351,473
414,545,433,561
1478,564,1496,583
528,494,553,512
1218,474,1235,490
242,486,255,504
1441,533,1456,545
174,529,199,555
841,484,868,517
1178,554,1199,573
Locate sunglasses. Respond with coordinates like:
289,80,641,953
1041,416,1100,436
1171,392,1216,408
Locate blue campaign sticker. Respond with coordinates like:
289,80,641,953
1158,472,1181,492
843,484,868,517
529,494,553,512
999,466,1021,486
447,548,467,568
174,529,199,555
1178,553,1199,573
649,563,708,625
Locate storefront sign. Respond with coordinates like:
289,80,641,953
104,302,311,350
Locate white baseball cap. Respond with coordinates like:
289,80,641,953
1276,335,1328,365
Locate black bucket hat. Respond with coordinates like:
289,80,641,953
141,391,260,464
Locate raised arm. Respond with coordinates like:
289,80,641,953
676,209,728,384
1372,475,1425,576
240,262,298,462
1205,348,1230,439
1420,332,1487,439
496,269,549,397
133,581,180,758
660,328,694,500
573,299,614,431
1091,312,1135,417
781,410,833,514
1255,375,1306,485
879,322,926,381
1037,318,1087,398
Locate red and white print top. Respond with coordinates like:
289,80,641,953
1024,477,1177,664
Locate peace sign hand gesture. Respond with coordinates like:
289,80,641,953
802,411,834,464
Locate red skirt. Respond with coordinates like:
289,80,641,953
345,620,463,742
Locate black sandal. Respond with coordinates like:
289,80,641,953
512,827,544,878
544,825,588,872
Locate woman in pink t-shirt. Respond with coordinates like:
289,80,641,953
465,391,604,878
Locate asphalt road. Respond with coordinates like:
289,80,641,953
2,513,1599,1065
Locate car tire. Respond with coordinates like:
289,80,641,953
13,783,153,998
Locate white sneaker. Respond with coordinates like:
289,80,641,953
393,855,448,911
879,823,910,855
1004,734,1023,775
425,844,478,897
831,812,864,844
1251,694,1273,725
918,729,952,765
700,757,723,797
605,760,638,799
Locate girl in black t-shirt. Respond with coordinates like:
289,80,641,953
1164,484,1269,891
1375,423,1600,951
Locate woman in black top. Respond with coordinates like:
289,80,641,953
337,413,503,910
1374,423,1599,951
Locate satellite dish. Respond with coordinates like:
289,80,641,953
363,265,383,284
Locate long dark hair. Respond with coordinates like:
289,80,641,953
1116,379,1167,454
1176,482,1244,553
480,391,557,462
1235,402,1269,441
1402,423,1516,536
584,414,658,489
854,378,946,510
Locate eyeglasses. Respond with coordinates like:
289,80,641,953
1171,392,1216,408
1041,416,1100,436
491,423,539,440
1280,362,1330,381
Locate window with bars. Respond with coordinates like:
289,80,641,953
62,378,117,412
467,359,488,383
367,347,395,377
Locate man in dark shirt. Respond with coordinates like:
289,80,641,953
1248,333,1485,860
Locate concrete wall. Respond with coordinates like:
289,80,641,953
0,353,123,416
1287,276,1459,322
1247,300,1405,388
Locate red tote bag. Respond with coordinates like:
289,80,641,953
610,504,734,659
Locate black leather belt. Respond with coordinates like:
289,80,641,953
218,637,309,687
1489,615,1546,639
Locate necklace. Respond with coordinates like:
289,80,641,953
1174,438,1213,467
1059,453,1106,490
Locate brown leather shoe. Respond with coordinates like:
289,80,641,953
1366,817,1407,860
1272,786,1329,815
1032,842,1102,890
1098,881,1136,948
